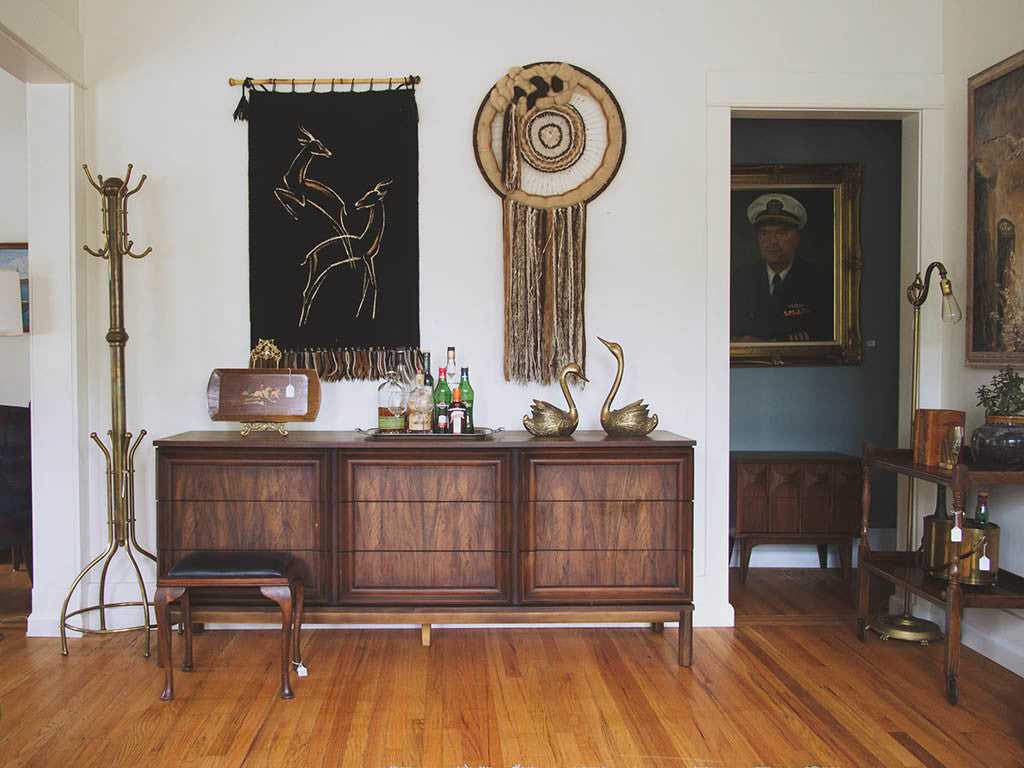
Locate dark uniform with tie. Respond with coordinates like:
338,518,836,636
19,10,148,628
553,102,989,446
730,193,832,342
730,258,832,341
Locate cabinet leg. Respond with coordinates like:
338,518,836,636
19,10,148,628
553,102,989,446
740,540,753,583
678,609,693,667
650,622,664,633
421,623,431,647
839,541,852,581
817,544,828,569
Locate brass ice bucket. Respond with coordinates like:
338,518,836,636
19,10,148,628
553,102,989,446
922,515,999,586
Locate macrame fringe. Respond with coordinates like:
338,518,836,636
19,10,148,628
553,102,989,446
503,199,586,385
252,346,424,382
502,102,520,192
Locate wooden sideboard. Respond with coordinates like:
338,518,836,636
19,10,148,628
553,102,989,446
730,451,861,582
155,430,695,665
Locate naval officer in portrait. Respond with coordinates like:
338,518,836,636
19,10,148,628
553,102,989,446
730,192,832,342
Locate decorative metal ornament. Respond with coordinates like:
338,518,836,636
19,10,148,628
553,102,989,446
473,62,626,385
523,361,588,437
597,337,658,437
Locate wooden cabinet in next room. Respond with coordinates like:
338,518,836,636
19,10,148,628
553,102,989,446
730,451,860,582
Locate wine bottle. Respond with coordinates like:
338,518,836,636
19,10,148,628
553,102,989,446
423,352,434,389
446,346,458,390
433,367,452,434
448,387,468,435
459,367,475,433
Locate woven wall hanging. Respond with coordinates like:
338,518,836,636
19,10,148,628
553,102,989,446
473,62,625,385
234,78,420,381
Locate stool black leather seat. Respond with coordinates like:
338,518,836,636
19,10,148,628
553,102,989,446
154,550,305,701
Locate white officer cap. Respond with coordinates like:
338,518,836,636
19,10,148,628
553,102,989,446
747,193,807,229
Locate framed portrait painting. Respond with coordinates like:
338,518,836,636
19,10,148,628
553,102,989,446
0,243,28,333
730,163,862,367
966,48,1024,366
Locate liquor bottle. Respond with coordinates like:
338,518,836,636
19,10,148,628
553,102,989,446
423,352,434,389
458,367,475,433
975,491,990,525
377,369,407,433
933,484,949,520
395,349,415,394
448,387,468,435
433,367,452,434
407,370,432,433
446,346,458,390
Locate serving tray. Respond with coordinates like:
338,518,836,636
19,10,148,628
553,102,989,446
207,368,321,423
356,426,502,440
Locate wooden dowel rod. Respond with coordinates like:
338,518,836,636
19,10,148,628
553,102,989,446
229,76,420,87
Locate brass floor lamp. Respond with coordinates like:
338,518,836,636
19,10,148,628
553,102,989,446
870,261,962,643
60,165,156,656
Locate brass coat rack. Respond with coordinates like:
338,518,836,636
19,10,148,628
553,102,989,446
60,164,156,657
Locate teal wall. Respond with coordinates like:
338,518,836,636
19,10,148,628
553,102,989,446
730,119,901,526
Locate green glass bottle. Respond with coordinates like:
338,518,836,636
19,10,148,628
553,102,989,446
976,491,990,526
459,367,475,433
433,366,452,434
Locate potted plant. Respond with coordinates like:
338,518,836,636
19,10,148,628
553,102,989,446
971,366,1024,468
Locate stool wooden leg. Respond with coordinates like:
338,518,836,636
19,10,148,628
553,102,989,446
261,585,294,699
155,586,185,702
180,589,194,672
291,578,305,666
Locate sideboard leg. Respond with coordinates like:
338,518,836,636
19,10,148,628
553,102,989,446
420,623,431,647
678,608,693,667
650,622,664,633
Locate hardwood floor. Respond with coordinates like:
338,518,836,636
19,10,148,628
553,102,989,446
1,567,1022,767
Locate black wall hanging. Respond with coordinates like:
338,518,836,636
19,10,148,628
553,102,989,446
236,78,420,380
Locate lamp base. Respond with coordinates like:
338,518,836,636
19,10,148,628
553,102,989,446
869,612,943,644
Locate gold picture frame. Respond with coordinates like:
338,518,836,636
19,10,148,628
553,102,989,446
730,163,862,367
966,47,1024,366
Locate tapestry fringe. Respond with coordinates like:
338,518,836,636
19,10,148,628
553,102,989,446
253,346,424,382
503,199,586,386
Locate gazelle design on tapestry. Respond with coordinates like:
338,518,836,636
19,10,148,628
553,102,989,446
274,127,351,242
298,179,392,325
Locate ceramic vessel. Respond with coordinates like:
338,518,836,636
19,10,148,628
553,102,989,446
970,414,1024,469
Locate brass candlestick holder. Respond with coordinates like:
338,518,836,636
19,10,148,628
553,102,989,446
60,164,156,657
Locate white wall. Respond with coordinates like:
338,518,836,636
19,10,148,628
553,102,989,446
0,65,29,406
63,0,943,630
928,0,1024,675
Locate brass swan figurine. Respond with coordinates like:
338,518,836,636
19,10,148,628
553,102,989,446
598,337,658,436
523,362,588,437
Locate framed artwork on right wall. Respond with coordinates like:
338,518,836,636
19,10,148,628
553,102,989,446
967,47,1024,366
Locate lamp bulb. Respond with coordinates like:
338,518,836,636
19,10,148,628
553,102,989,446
941,292,963,324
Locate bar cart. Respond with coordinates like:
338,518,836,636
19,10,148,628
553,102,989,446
857,444,1024,705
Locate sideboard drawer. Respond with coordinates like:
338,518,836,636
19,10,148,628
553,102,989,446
158,451,330,502
530,456,692,501
521,549,690,604
351,501,505,551
526,500,691,551
159,500,326,550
